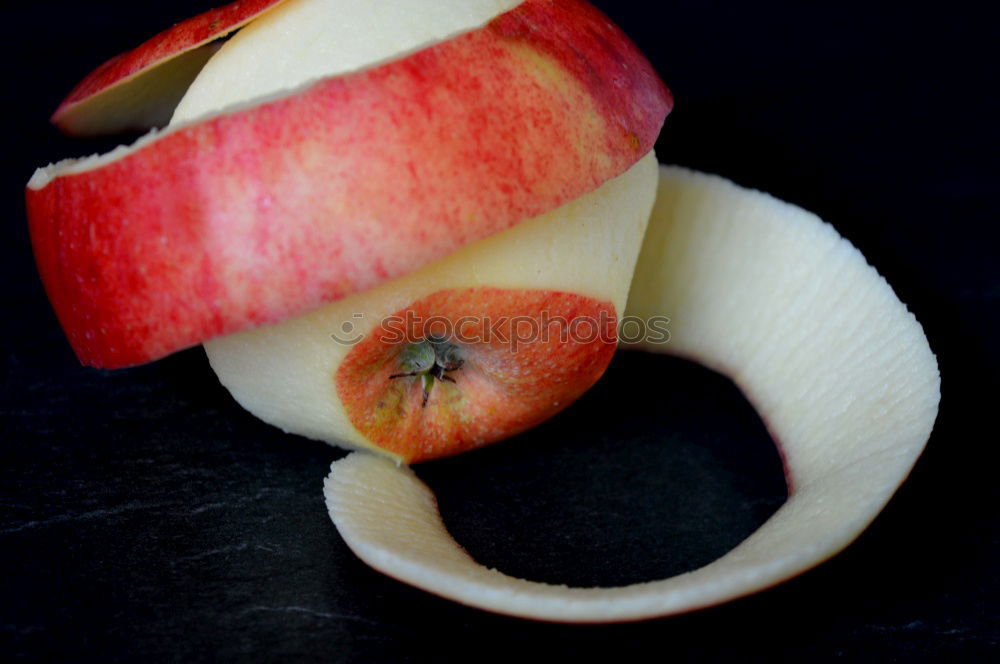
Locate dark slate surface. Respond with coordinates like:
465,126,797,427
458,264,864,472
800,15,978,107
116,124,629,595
3,1,997,661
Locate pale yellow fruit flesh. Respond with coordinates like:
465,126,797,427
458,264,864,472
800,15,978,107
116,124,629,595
204,152,658,460
60,42,221,136
323,165,940,622
171,0,523,124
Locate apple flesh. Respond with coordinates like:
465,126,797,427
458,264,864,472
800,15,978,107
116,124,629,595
27,0,671,369
205,153,658,463
323,165,940,621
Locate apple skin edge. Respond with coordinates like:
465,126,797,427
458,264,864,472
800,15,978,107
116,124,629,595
51,0,290,135
27,0,671,370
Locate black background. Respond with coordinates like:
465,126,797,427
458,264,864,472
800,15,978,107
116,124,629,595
2,1,997,661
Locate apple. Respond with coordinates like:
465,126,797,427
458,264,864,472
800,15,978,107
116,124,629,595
184,0,659,463
178,0,659,464
324,165,940,622
26,0,939,623
27,0,671,370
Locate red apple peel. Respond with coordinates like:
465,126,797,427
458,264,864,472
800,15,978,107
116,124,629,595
51,0,290,136
28,0,670,369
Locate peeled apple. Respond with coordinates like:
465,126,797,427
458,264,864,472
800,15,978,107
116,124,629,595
26,0,938,622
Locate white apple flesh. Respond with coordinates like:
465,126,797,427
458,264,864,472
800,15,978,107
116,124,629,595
323,165,940,622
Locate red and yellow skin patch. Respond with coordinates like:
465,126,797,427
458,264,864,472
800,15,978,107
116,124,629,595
336,288,618,463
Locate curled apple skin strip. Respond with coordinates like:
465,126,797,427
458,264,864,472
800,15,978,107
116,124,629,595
51,0,290,136
323,165,940,622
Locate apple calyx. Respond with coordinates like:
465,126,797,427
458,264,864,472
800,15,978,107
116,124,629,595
388,335,465,408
